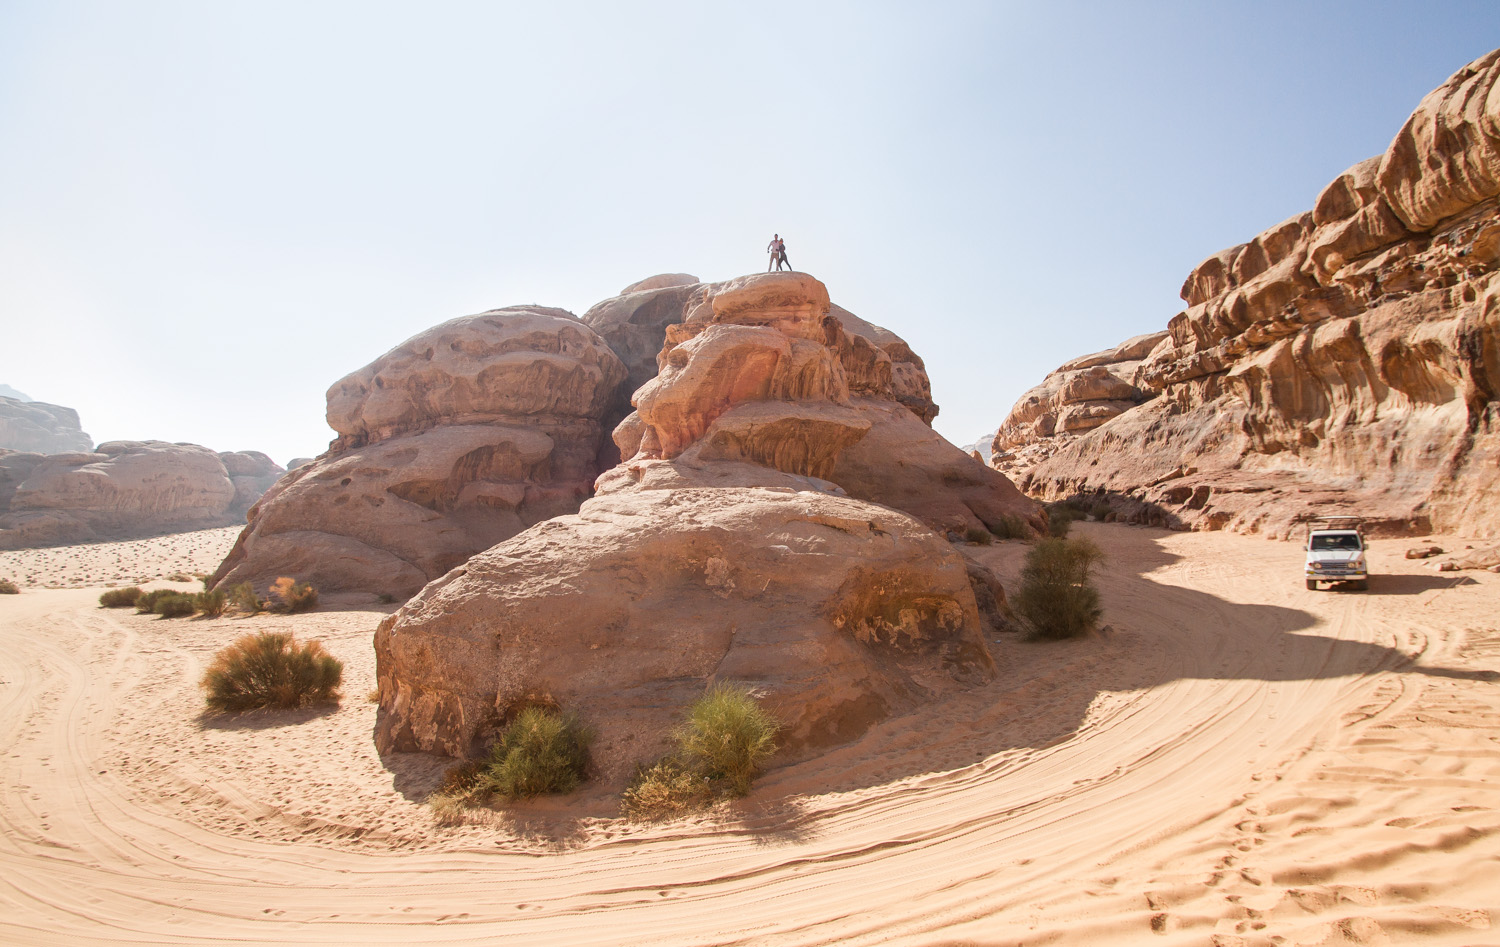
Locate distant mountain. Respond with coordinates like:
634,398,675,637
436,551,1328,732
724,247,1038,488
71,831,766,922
0,385,32,402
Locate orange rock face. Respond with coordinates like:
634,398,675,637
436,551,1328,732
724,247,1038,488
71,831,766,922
994,50,1500,538
212,307,627,595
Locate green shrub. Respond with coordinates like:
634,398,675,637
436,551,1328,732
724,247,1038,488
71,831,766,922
135,588,176,614
483,706,592,798
963,526,993,545
990,515,1029,540
621,758,713,821
1045,504,1080,539
228,582,264,614
99,586,143,608
153,593,197,618
1089,500,1113,521
195,588,228,617
269,576,318,613
1012,537,1105,640
0,578,18,595
201,631,344,714
676,683,779,797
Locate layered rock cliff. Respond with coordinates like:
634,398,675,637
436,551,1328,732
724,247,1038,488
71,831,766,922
0,396,93,454
993,49,1500,538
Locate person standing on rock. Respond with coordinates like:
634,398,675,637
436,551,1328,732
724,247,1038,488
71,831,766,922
767,234,791,272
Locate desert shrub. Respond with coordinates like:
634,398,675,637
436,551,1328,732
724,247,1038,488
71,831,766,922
0,578,18,595
1089,500,1113,521
963,526,993,545
153,593,197,618
483,706,592,799
195,588,228,617
378,593,396,604
269,576,319,613
675,683,779,797
1045,504,1080,539
135,588,176,614
201,631,343,714
227,582,264,614
621,758,714,821
99,586,143,608
990,515,1029,540
165,572,193,583
1012,537,1105,640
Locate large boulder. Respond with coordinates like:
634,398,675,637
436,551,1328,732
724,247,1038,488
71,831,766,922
0,396,92,454
213,307,628,595
0,441,238,548
992,49,1500,538
218,450,285,516
374,488,996,780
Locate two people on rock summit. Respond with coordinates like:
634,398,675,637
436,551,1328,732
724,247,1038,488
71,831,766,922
767,234,791,272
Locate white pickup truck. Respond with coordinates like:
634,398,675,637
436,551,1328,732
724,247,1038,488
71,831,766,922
1304,516,1369,591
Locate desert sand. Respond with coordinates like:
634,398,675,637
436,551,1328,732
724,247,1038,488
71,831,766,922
1,522,1497,946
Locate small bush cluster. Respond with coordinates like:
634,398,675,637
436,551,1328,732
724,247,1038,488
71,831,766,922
154,593,197,618
990,515,1030,540
963,526,993,545
1044,503,1081,538
486,707,593,798
1013,537,1105,640
0,578,18,595
201,631,343,714
1089,500,1114,522
195,588,229,617
228,582,265,613
269,576,318,613
99,586,143,608
135,588,177,614
164,572,194,583
623,683,780,820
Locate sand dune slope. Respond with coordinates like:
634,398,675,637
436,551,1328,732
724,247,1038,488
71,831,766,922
0,524,1496,945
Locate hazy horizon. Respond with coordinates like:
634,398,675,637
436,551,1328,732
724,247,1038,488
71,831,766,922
3,2,1496,465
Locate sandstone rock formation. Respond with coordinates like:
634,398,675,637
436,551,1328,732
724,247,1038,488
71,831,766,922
212,307,628,596
0,396,93,454
0,441,241,548
989,332,1167,481
375,479,996,780
601,272,1037,537
373,272,1030,774
218,451,285,517
993,50,1500,538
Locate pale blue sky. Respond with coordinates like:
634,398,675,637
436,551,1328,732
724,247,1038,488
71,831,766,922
2,2,1495,464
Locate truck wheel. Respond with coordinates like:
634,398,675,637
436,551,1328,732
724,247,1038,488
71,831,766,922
1306,579,1318,590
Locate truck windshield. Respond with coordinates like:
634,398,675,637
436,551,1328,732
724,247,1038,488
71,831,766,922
1311,534,1361,551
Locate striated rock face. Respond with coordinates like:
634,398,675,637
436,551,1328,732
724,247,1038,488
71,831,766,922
0,397,93,454
218,451,286,517
995,50,1500,538
0,441,240,548
374,487,996,780
213,307,628,595
602,272,1037,537
990,332,1166,481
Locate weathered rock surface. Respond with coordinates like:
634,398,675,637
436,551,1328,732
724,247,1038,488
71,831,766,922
374,488,996,780
213,307,628,595
990,332,1166,481
218,451,286,517
604,272,1039,537
994,50,1500,538
0,441,241,548
0,396,93,454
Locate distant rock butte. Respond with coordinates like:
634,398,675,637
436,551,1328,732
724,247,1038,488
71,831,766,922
0,396,93,455
0,441,284,549
992,49,1500,538
375,271,1024,770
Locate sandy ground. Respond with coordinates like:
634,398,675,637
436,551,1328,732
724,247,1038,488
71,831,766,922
1,522,1497,946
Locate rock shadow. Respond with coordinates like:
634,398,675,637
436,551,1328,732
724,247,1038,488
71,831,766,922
196,701,341,731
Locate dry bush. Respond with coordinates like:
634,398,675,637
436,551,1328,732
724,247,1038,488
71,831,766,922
201,631,343,714
0,578,18,595
100,587,143,608
621,758,714,821
484,707,592,799
963,526,993,545
153,593,197,618
1089,499,1113,521
195,588,228,617
165,572,193,583
269,576,319,613
676,683,779,797
1044,503,1080,539
1013,537,1105,640
990,515,1030,540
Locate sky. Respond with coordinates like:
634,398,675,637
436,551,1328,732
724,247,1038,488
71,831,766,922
2,2,1497,465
